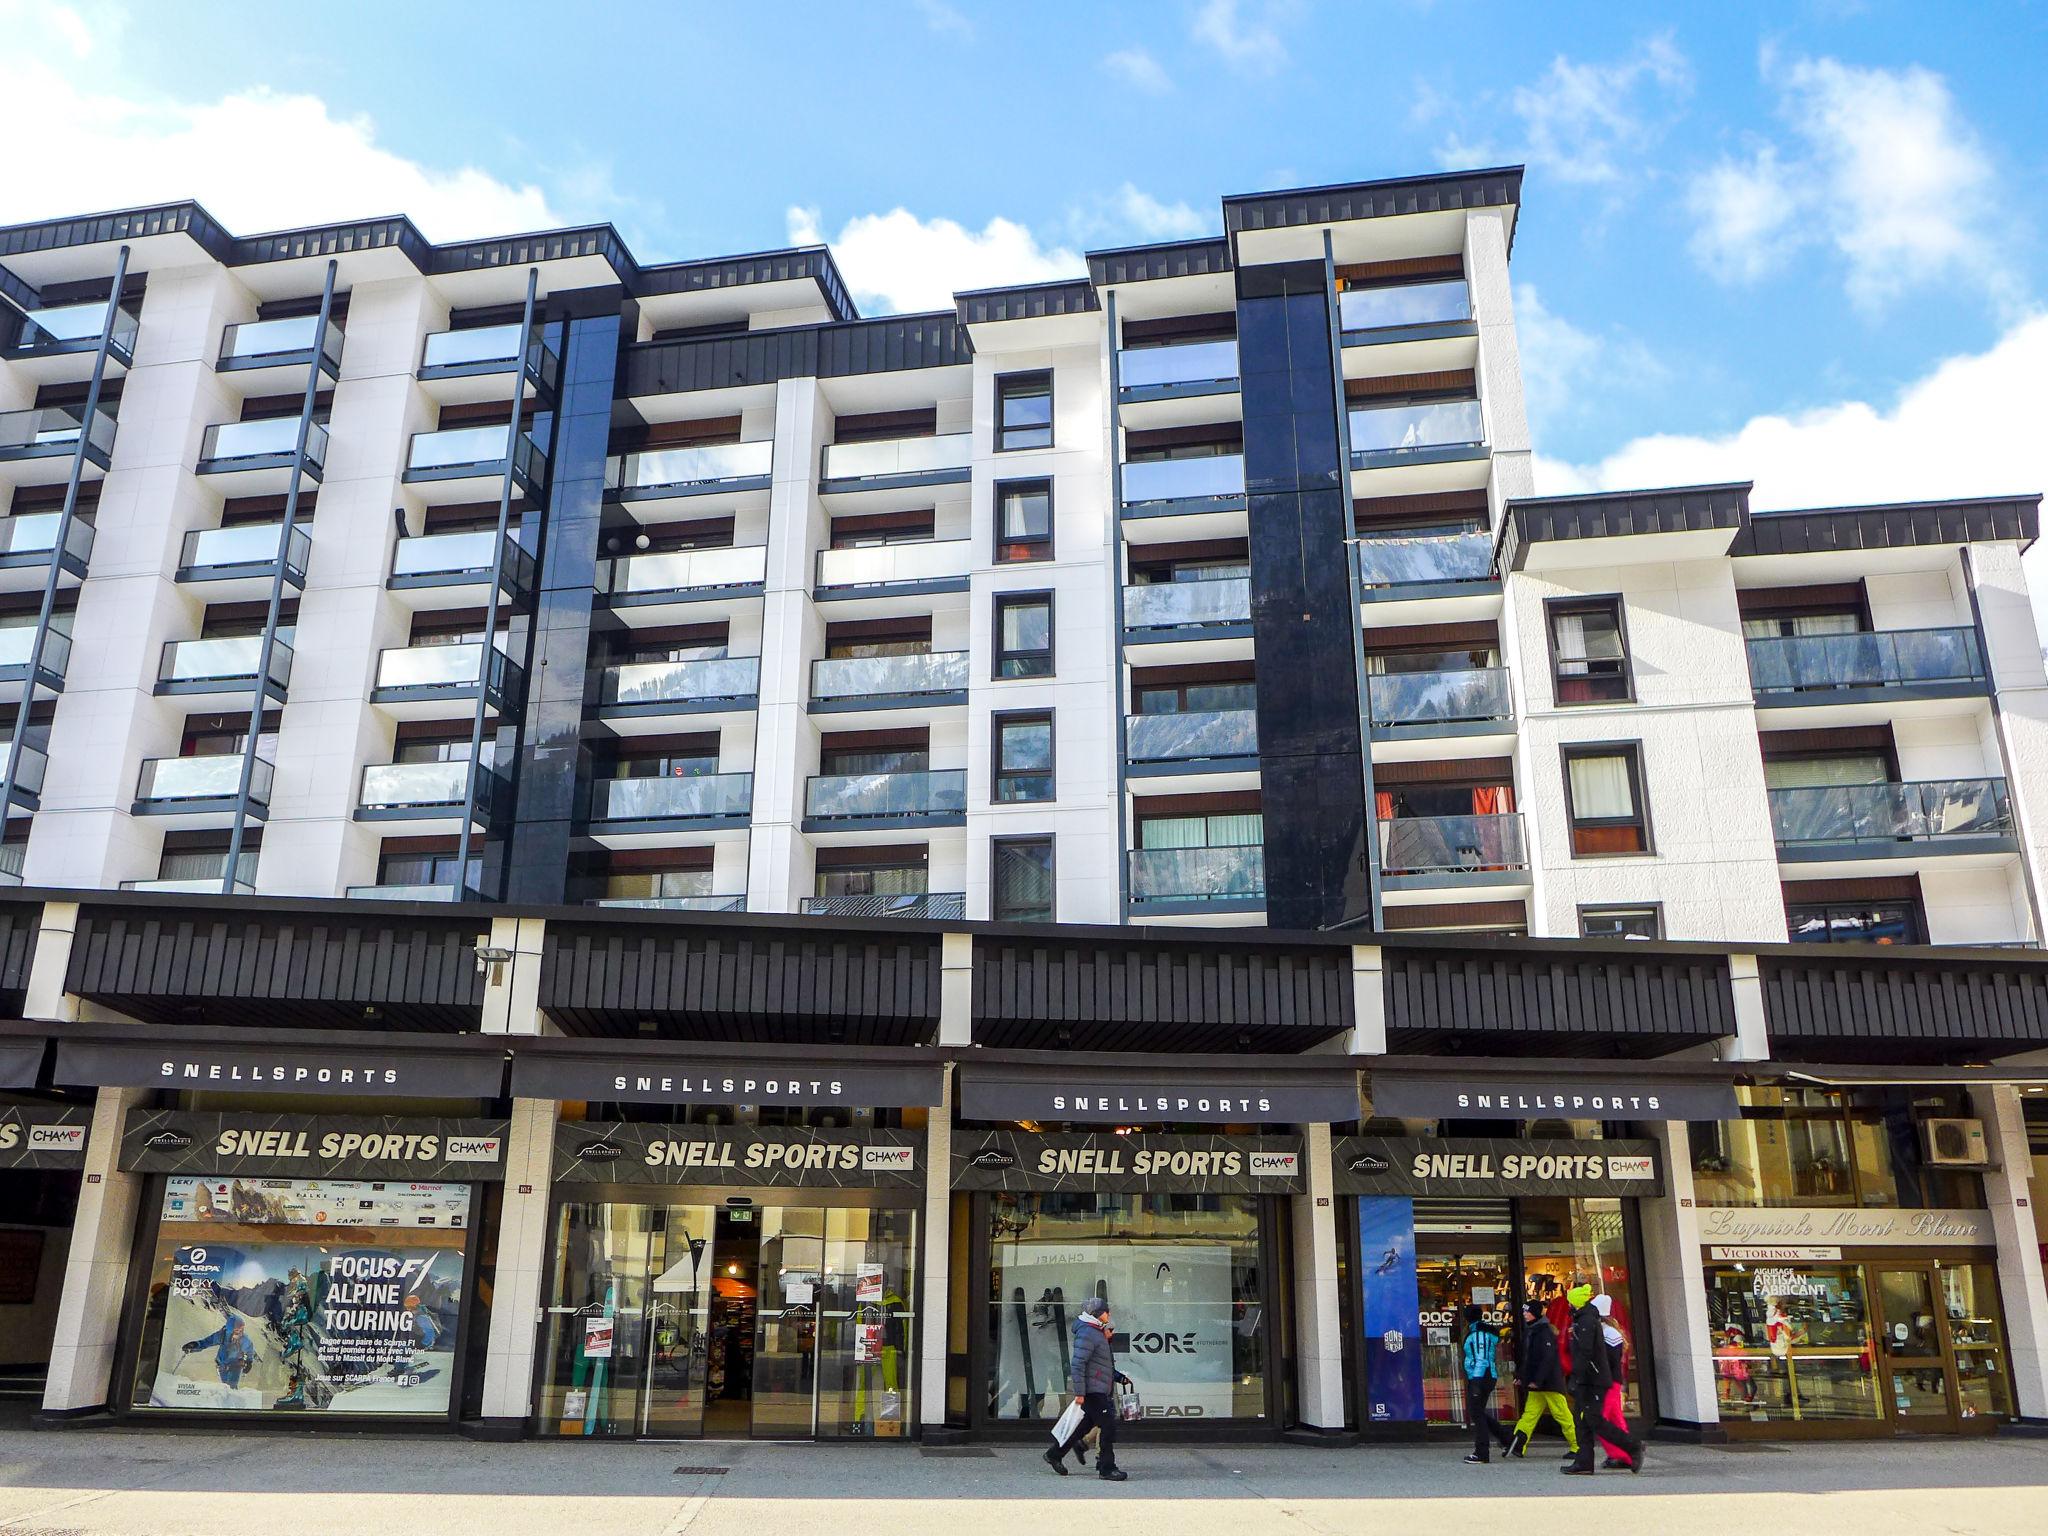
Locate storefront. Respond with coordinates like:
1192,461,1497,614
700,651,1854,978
1692,1082,2018,1437
0,1094,92,1400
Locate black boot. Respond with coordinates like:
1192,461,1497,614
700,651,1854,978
1042,1445,1068,1476
1098,1467,1128,1482
1506,1430,1529,1459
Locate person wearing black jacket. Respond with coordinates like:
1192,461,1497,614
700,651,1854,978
1560,1286,1643,1476
1506,1298,1577,1459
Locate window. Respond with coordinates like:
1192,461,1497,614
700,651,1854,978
992,712,1053,803
991,836,1054,922
1579,904,1662,940
1137,812,1263,849
1562,744,1650,856
1785,900,1920,945
993,591,1053,678
1547,597,1631,704
995,372,1052,451
817,861,927,899
994,480,1052,563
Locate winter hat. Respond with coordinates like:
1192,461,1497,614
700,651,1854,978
1591,1294,1613,1317
1082,1297,1109,1318
1566,1283,1593,1309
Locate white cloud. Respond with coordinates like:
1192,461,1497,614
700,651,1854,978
1102,47,1172,95
1504,34,1692,184
1114,185,1210,241
912,0,973,38
1686,52,2017,311
788,205,1083,314
1192,0,1289,77
1513,283,1667,439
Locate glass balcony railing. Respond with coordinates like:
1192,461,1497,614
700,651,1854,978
591,894,747,912
0,406,116,460
373,642,517,696
1126,709,1259,765
811,650,969,702
607,440,773,493
1355,529,1496,589
407,424,544,480
0,625,68,677
0,842,22,884
1349,399,1485,457
1367,667,1512,729
1769,778,2014,848
199,417,328,469
0,512,95,565
815,539,971,590
1124,575,1251,631
597,655,760,708
180,522,311,575
1118,339,1239,391
821,432,972,482
1121,452,1245,506
1377,813,1528,876
1746,628,1987,694
420,323,555,388
1339,279,1472,333
136,754,271,804
801,892,966,919
805,769,966,821
158,636,293,691
604,544,767,598
3,741,47,798
1128,844,1265,904
359,760,494,814
346,882,477,902
7,300,139,359
219,315,342,370
590,772,753,822
123,876,256,894
390,529,530,585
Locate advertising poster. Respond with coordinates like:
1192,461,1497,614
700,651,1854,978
992,1242,1237,1420
142,1177,469,1416
1357,1196,1423,1424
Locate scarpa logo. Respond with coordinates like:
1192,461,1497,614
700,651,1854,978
968,1146,1017,1170
143,1129,194,1151
1348,1152,1391,1175
574,1140,623,1162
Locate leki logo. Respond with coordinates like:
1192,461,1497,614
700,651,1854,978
575,1140,624,1161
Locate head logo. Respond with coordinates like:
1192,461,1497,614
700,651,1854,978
969,1146,1017,1170
575,1140,624,1162
144,1129,194,1151
1348,1152,1391,1175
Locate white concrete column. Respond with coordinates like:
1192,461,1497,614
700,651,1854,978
938,931,972,1046
1975,1083,2048,1419
1725,953,1771,1062
24,901,81,1022
479,1095,559,1425
1290,1122,1346,1430
40,1085,146,1414
1462,206,1533,526
1636,1118,1720,1429
480,916,547,1035
1350,944,1387,1055
919,1066,954,1429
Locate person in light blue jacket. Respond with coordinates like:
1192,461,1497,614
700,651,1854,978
1461,1303,1514,1464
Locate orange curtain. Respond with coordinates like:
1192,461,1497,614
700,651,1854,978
1374,791,1393,820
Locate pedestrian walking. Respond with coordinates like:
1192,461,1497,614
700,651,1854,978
1044,1297,1133,1482
1593,1294,1635,1470
1459,1303,1513,1463
1560,1285,1643,1476
1506,1297,1577,1459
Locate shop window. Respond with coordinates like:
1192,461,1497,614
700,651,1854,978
1547,597,1631,704
1562,744,1650,856
1703,1263,1882,1426
991,835,1054,923
995,371,1053,452
1688,1085,1984,1210
994,480,1052,563
992,712,1054,803
1579,904,1661,940
993,592,1053,679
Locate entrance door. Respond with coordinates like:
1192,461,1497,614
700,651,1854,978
750,1205,823,1437
1871,1266,1960,1433
1413,1209,1512,1429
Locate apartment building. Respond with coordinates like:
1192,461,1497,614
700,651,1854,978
1,170,2045,1451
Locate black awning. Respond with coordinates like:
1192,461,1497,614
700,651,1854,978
508,1039,945,1109
958,1060,1360,1125
0,1031,48,1090
53,1027,508,1099
1365,1062,1739,1122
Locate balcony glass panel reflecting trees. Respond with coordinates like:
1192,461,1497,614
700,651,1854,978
1347,399,1485,455
1126,709,1258,764
1769,779,2013,847
805,770,965,820
1124,576,1251,630
810,651,968,701
1746,628,1986,692
1354,528,1496,589
1367,668,1511,727
590,773,753,822
1377,813,1527,875
1128,845,1265,903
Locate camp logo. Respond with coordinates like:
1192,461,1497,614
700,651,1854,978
573,1139,624,1162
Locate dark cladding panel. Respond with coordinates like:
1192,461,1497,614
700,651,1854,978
1732,496,2040,557
1087,238,1233,287
1760,955,2048,1060
1383,947,1734,1053
0,905,36,1013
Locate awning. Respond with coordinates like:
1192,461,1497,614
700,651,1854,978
508,1039,945,1109
957,1058,1360,1125
0,1031,49,1090
1365,1059,1740,1122
54,1026,509,1100
1754,1063,2048,1089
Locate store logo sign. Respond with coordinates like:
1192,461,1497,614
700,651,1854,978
1347,1152,1391,1175
445,1136,502,1162
143,1129,194,1151
1605,1155,1654,1181
574,1140,623,1162
26,1125,85,1151
968,1146,1018,1170
1248,1151,1299,1178
861,1147,915,1172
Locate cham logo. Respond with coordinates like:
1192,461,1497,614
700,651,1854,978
968,1146,1018,1170
143,1129,194,1152
574,1140,624,1162
1347,1152,1391,1175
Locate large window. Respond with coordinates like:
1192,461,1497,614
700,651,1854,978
1579,904,1662,940
992,711,1053,802
991,835,1054,922
993,592,1053,679
1688,1086,1984,1210
994,480,1052,563
1562,744,1650,856
995,371,1053,452
1547,598,1631,704
1703,1262,1881,1426
1785,900,1920,945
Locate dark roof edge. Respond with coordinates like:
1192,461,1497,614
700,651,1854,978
1755,493,2044,519
955,276,1099,326
1220,163,1526,210
1506,481,1755,510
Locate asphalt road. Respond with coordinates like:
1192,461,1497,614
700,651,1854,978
0,1425,2044,1536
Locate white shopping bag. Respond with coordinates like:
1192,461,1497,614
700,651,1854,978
1051,1398,1086,1445
1116,1384,1143,1422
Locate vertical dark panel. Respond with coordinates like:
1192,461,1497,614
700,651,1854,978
1235,260,1368,929
506,296,623,902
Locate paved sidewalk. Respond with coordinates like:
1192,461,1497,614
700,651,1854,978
0,1425,2043,1536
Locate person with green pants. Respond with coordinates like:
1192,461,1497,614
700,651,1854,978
1507,1296,1577,1458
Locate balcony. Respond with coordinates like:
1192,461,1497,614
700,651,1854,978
355,760,498,834
1377,813,1529,898
1117,340,1240,429
1348,399,1488,494
1,740,46,814
122,853,257,896
195,417,327,495
1120,453,1246,532
346,881,480,902
1125,708,1259,788
1339,281,1477,377
1770,778,2018,875
155,636,291,707
803,769,966,833
1122,576,1252,661
1366,668,1515,760
2,299,139,380
1747,627,1988,724
606,441,773,516
0,842,20,886
132,753,271,827
215,316,342,394
369,642,522,720
809,651,969,717
0,512,93,593
175,522,311,601
417,323,558,404
593,655,760,732
814,539,971,607
387,529,533,610
0,406,115,487
1355,527,1499,621
0,624,68,702
599,544,767,620
819,433,972,509
1127,845,1265,917
402,423,545,505
801,892,965,920
587,772,753,846
590,894,747,912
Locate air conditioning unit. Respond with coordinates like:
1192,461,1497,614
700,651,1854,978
1922,1117,1991,1167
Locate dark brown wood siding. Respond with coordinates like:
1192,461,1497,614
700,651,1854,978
1760,955,2048,1061
1383,947,1733,1056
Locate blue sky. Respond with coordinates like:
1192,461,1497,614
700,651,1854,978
2,0,2044,559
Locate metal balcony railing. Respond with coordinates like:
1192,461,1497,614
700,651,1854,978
801,892,966,919
1377,813,1527,876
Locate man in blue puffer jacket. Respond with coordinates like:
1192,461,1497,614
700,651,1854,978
1044,1297,1134,1482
